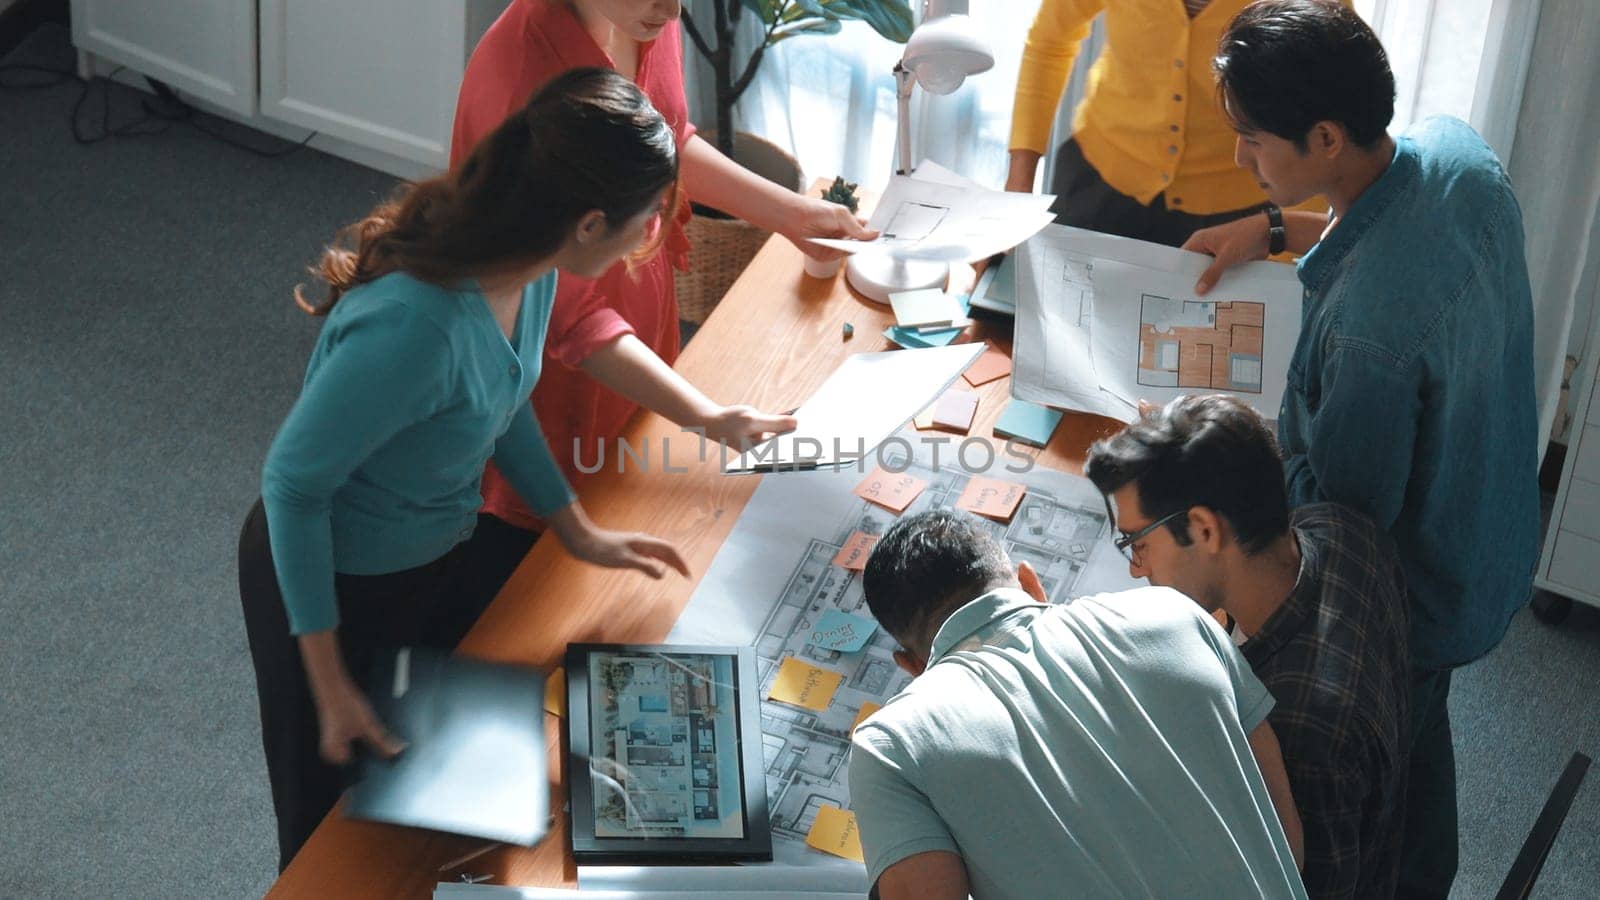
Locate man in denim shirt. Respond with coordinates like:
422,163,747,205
1182,2,1540,896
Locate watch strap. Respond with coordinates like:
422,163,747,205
1264,202,1287,255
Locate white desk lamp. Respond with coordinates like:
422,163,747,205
846,0,994,304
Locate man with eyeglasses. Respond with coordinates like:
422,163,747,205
848,508,1307,900
1084,394,1410,899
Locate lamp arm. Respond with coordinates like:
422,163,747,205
895,62,915,177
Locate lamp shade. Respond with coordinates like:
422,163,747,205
902,15,994,95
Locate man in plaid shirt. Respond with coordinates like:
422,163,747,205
1085,395,1410,898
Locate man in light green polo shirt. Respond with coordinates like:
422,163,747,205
850,510,1306,900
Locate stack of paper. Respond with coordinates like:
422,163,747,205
884,293,971,349
811,162,1057,264
889,289,969,331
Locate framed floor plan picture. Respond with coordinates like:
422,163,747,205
564,644,772,863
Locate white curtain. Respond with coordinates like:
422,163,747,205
683,0,1043,191
1502,0,1600,446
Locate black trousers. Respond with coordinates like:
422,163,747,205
1397,668,1458,899
236,499,536,871
1049,137,1264,248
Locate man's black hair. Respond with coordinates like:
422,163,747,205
1083,395,1289,555
1215,0,1395,151
861,509,1014,642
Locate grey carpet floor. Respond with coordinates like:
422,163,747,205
2,21,1598,900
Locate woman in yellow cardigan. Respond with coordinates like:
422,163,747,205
1005,0,1348,246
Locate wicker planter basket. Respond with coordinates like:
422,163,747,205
676,131,803,325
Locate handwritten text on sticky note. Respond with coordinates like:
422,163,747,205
808,609,878,653
806,805,865,863
955,475,1026,521
831,531,880,571
853,467,928,513
769,657,844,711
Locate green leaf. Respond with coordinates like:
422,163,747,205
823,0,913,42
738,0,777,23
770,17,844,42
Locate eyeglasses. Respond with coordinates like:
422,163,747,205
1112,509,1188,564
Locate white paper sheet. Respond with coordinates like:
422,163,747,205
1012,224,1301,421
436,887,859,900
673,433,1142,864
1010,227,1133,420
579,864,867,894
1087,258,1302,419
810,175,1055,263
724,345,983,474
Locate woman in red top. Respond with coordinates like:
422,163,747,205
453,0,873,573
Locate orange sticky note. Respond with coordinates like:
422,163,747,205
545,667,567,718
962,347,1012,387
852,701,883,732
955,475,1026,522
768,657,843,711
853,467,929,512
832,531,879,571
806,805,865,863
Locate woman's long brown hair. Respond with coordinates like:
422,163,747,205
296,68,680,316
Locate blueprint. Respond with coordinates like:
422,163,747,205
1088,259,1300,419
1012,225,1302,422
667,433,1140,864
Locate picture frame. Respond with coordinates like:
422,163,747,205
564,643,773,863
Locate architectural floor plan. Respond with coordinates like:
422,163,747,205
1137,296,1265,393
667,434,1139,861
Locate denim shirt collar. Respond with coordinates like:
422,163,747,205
928,587,1048,664
1296,137,1416,294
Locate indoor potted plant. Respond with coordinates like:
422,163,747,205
804,176,861,278
682,0,915,159
674,0,913,321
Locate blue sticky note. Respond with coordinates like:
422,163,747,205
994,399,1064,448
806,610,878,653
883,325,966,348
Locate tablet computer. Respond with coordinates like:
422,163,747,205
347,646,549,846
564,643,771,863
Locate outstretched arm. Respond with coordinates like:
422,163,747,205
580,334,797,447
679,135,875,261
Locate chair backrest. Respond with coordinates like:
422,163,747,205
1494,751,1592,900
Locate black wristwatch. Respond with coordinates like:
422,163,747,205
1264,202,1286,255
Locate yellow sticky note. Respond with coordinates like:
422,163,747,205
852,701,882,732
545,667,567,718
912,404,936,430
768,657,843,712
806,805,865,863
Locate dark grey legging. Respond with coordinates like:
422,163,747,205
236,499,535,871
1049,137,1265,248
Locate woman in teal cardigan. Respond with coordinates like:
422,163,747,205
237,68,689,870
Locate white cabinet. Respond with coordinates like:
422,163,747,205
72,1,258,116
1536,311,1600,609
70,1,509,177
259,0,506,169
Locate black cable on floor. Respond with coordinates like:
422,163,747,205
0,61,318,157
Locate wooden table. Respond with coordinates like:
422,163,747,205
269,215,1126,899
